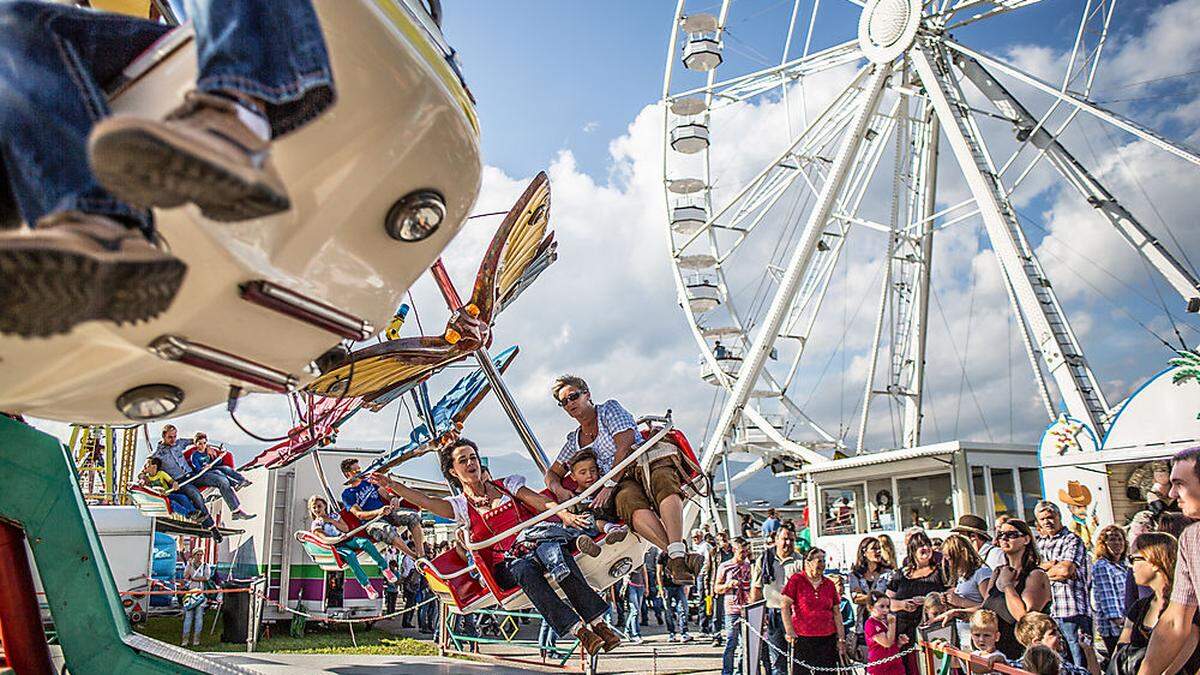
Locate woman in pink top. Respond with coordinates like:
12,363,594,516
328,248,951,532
781,547,845,675
864,591,907,675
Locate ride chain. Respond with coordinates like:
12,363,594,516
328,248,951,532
252,589,437,624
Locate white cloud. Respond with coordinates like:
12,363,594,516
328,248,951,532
582,121,599,133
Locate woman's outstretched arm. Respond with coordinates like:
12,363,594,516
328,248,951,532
368,474,455,521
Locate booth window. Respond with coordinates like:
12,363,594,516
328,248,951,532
992,468,1017,520
867,479,896,531
898,473,953,530
1019,468,1042,519
972,467,988,521
820,485,864,535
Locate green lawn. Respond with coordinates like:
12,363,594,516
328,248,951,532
134,614,437,656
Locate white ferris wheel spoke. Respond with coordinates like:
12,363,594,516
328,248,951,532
939,0,1045,30
697,63,893,477
944,39,1200,169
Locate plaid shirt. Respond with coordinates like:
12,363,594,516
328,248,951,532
1036,526,1089,618
557,399,640,474
1090,558,1129,635
1171,522,1200,607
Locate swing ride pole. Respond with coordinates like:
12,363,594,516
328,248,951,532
428,260,550,472
0,520,53,675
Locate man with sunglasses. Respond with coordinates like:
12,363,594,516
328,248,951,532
1139,446,1200,675
1032,500,1090,669
545,374,701,584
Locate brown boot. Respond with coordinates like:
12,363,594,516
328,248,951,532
576,534,601,558
590,621,621,652
666,555,696,585
686,552,704,574
89,90,290,222
575,625,604,655
0,211,186,337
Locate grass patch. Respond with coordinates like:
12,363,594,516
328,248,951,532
134,614,436,656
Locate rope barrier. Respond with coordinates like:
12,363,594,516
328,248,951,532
251,588,437,624
125,587,251,598
738,616,921,673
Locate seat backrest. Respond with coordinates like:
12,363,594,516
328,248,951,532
424,548,491,610
297,532,346,572
129,485,172,517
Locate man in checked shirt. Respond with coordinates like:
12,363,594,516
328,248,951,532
1139,446,1200,675
1033,500,1090,668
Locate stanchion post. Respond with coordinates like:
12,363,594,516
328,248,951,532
0,521,53,675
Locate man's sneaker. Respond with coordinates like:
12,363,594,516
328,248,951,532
0,212,186,337
604,526,628,545
631,636,644,645
576,534,601,558
236,479,254,490
591,622,621,652
710,635,722,646
666,555,695,585
680,633,693,643
210,528,223,544
667,634,679,643
89,90,290,222
232,510,256,521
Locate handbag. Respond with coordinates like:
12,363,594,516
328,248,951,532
1105,643,1147,675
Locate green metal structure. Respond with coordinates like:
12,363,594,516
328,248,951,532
0,415,248,674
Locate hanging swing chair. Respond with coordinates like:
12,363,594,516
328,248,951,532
0,0,482,424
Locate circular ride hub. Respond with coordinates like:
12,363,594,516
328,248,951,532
661,0,1200,530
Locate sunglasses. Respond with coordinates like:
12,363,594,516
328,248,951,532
558,391,585,407
997,531,1024,541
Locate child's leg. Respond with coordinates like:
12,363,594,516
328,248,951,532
338,544,371,588
356,538,389,570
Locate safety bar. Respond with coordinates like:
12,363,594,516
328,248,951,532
922,642,1032,675
463,413,674,551
167,447,229,494
295,512,389,547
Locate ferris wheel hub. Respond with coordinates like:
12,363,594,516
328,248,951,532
858,0,922,64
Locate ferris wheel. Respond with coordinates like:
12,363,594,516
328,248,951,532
661,0,1200,525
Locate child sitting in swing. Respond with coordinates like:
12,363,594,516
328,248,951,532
138,457,195,517
306,495,399,600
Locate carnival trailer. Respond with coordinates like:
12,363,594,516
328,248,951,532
215,447,448,623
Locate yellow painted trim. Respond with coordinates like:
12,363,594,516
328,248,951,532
371,0,480,135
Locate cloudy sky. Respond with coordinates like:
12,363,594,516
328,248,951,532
34,0,1200,501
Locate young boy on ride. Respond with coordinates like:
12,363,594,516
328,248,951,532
306,495,398,601
138,457,195,517
187,433,250,489
515,450,629,574
340,458,425,561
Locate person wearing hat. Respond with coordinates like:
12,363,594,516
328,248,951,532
1058,481,1097,554
952,514,1007,570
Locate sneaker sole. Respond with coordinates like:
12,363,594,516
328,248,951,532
90,123,289,223
0,246,185,338
576,536,601,558
605,529,628,545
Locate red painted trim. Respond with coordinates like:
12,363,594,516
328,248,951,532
0,522,53,674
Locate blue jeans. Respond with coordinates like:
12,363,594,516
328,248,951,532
336,537,387,589
167,493,195,517
207,464,247,487
182,602,205,641
625,585,645,638
191,471,241,512
664,586,689,636
0,0,333,232
516,522,600,582
174,483,214,528
764,608,789,675
722,612,741,675
538,619,559,653
1057,614,1092,668
496,545,609,638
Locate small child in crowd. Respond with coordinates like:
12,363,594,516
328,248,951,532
833,576,856,644
1021,644,1063,675
923,593,948,626
864,592,907,675
1012,612,1094,675
965,609,1006,673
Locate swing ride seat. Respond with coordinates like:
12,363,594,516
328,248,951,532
429,415,679,614
128,484,175,518
0,0,482,424
293,508,395,572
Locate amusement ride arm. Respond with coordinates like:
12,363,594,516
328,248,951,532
463,414,673,551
